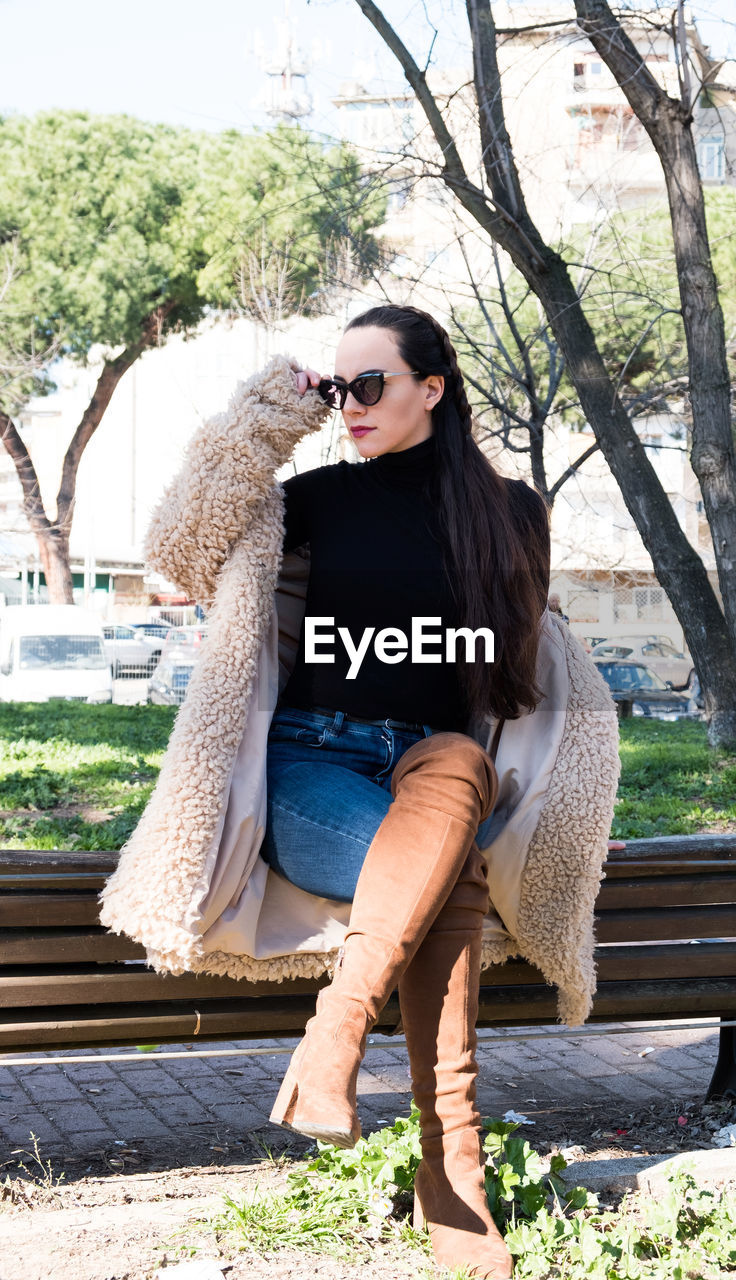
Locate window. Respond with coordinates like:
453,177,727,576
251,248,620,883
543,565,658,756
19,635,107,670
697,135,725,181
636,587,664,619
614,585,666,622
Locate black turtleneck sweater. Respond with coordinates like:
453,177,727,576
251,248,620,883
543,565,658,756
279,435,469,731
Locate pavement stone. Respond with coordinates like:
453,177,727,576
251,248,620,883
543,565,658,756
63,1128,118,1152
0,1019,724,1169
96,1108,175,1139
560,1148,736,1197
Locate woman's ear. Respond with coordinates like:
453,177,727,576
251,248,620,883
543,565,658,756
425,374,444,410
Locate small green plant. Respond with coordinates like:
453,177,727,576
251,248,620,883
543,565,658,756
483,1117,575,1226
213,1105,425,1260
10,1132,65,1202
299,1103,422,1201
210,1111,736,1275
484,1121,736,1278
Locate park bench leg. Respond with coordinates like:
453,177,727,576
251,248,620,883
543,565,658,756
705,1019,736,1100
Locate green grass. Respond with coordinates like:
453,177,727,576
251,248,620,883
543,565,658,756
614,720,736,839
0,705,734,849
0,702,176,850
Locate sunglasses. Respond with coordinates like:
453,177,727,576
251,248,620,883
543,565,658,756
317,369,419,410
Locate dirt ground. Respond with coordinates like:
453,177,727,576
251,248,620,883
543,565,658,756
0,1161,428,1280
2,1094,734,1280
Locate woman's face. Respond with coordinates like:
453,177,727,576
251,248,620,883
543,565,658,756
333,325,444,458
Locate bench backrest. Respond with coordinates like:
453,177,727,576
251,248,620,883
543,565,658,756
1,834,735,1051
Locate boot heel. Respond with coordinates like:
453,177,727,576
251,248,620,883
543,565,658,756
270,1060,361,1147
269,1058,301,1127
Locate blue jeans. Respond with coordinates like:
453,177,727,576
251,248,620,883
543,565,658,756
262,704,438,902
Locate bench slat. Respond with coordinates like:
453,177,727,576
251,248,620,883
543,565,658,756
0,895,100,927
595,904,736,942
1,834,735,880
493,942,736,985
0,873,111,891
602,860,736,879
3,861,735,893
0,969,289,1006
2,932,734,977
0,850,118,872
597,874,736,909
0,995,328,1051
0,928,145,963
2,941,736,1008
4,896,735,940
2,975,735,1053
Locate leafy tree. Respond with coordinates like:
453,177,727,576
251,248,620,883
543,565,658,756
0,111,384,601
198,123,385,312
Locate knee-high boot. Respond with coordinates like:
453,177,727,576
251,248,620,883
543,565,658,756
398,844,513,1279
269,732,497,1148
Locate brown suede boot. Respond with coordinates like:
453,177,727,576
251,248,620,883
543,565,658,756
399,843,513,1279
269,732,497,1147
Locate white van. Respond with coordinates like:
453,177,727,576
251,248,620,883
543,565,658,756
0,605,113,703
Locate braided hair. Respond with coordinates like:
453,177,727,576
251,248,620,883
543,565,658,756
345,303,550,726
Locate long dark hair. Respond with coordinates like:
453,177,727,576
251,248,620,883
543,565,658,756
346,303,550,727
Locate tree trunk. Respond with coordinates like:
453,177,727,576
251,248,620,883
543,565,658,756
574,0,736,645
37,529,74,604
0,303,174,607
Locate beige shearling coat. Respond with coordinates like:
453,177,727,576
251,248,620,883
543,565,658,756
99,356,621,1028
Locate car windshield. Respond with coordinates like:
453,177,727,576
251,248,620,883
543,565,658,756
597,662,668,692
19,634,108,670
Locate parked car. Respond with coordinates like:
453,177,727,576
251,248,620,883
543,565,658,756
102,624,161,677
594,658,697,720
159,625,209,663
0,605,112,703
591,636,693,689
148,655,197,706
131,622,171,641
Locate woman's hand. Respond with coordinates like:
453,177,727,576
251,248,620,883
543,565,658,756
293,367,322,396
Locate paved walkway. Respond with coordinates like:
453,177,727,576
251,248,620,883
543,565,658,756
0,1019,723,1176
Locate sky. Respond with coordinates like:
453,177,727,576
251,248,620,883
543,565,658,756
1,0,735,139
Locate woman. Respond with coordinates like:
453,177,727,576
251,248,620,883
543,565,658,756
100,306,620,1280
263,304,551,1277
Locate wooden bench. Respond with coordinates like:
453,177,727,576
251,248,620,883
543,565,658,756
1,834,735,1100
